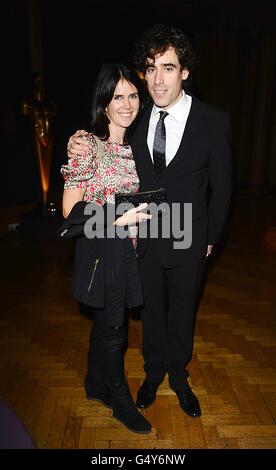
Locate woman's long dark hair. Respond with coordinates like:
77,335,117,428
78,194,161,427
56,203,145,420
90,63,146,143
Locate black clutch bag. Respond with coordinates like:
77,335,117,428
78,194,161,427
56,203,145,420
115,188,167,208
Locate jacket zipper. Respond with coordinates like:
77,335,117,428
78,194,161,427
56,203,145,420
87,258,99,292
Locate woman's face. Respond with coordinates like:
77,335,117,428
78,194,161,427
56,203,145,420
106,78,140,131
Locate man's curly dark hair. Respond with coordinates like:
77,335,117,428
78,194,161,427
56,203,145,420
133,24,197,75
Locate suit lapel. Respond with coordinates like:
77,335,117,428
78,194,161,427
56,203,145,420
134,105,158,180
161,96,199,177
134,97,201,179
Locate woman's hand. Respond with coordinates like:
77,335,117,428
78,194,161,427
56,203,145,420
67,130,89,157
114,203,152,226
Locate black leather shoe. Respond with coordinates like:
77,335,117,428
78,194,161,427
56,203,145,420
175,385,201,418
136,381,160,409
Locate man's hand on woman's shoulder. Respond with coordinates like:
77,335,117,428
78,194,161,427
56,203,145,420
67,129,89,158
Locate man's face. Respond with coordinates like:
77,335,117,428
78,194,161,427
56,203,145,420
144,47,189,109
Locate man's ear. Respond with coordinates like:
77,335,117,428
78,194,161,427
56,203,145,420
182,68,189,80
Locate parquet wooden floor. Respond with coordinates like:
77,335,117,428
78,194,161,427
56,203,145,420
0,193,275,449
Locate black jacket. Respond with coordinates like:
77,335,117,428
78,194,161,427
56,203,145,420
130,96,232,266
57,201,143,326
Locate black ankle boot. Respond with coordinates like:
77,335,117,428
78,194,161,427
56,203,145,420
108,380,151,434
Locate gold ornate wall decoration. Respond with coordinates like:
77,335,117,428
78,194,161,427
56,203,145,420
23,74,56,212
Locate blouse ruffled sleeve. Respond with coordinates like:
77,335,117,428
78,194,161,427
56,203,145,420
61,134,98,189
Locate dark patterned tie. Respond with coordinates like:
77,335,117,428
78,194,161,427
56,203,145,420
153,111,168,175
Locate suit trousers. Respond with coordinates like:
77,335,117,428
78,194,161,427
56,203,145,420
138,247,205,390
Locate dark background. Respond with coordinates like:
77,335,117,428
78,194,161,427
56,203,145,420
2,0,276,207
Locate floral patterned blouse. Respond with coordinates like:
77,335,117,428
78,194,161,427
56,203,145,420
61,133,139,205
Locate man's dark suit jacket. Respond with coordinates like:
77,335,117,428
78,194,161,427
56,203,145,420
130,95,232,266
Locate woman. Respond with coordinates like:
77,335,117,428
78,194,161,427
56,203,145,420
60,64,151,434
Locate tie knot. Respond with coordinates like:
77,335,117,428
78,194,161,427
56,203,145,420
159,111,168,121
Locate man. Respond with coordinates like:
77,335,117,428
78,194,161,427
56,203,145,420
67,24,232,418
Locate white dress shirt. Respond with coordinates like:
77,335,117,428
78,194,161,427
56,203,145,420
147,92,192,166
